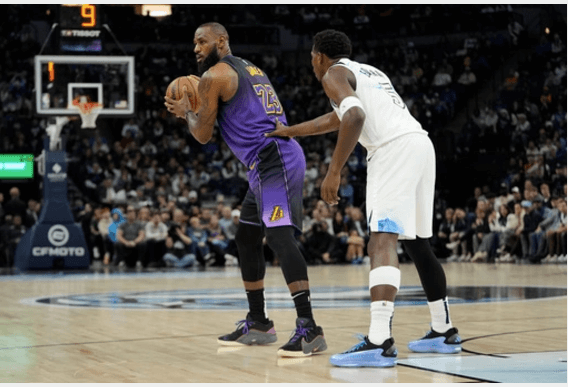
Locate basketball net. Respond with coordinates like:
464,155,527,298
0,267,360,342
71,96,102,129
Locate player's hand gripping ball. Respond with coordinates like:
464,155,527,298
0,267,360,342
165,75,201,117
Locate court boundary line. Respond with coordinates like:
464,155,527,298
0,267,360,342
0,333,219,351
1,325,565,352
19,295,568,312
19,284,567,312
396,362,498,383
1,323,564,383
1,264,565,284
398,349,567,384
0,269,242,283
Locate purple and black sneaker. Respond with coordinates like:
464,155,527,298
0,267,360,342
217,313,277,346
277,317,327,357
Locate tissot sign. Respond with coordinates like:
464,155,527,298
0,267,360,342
61,29,102,38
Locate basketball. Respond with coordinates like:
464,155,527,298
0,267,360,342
166,75,201,111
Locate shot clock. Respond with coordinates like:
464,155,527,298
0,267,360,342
59,4,103,52
34,5,135,118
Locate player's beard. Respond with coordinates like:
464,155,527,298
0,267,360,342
198,47,220,76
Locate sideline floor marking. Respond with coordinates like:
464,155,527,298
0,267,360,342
398,351,567,383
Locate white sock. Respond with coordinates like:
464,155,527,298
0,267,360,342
427,297,453,333
368,300,394,345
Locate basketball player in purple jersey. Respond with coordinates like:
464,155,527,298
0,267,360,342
164,22,326,357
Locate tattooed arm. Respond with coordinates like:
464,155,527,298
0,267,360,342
165,63,236,144
184,71,217,144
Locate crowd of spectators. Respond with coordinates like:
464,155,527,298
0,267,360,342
432,184,567,264
432,32,567,264
107,5,521,46
0,5,565,269
73,203,240,269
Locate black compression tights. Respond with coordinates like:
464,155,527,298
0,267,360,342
235,222,266,282
265,226,308,284
236,222,308,284
401,237,447,302
235,223,308,284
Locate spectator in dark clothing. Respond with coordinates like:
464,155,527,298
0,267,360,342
0,193,5,220
115,206,146,268
446,208,471,261
77,203,94,262
345,206,368,240
4,187,26,219
540,183,553,209
331,209,350,261
163,208,195,268
471,208,491,256
187,216,210,265
520,200,544,261
89,207,105,262
0,214,13,266
6,215,26,266
205,214,232,266
433,208,454,258
332,209,350,237
551,163,567,197
471,208,500,263
24,199,39,227
304,221,336,264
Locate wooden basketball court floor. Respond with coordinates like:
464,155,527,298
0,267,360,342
0,262,566,383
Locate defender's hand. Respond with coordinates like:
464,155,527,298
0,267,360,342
265,118,294,139
164,90,192,119
321,172,341,206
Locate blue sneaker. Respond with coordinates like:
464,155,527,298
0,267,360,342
407,327,461,354
330,336,397,367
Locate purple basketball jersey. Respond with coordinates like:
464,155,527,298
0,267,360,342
217,55,288,168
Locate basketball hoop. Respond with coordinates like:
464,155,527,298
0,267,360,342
71,96,103,129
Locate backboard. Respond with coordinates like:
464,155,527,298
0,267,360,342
34,55,135,117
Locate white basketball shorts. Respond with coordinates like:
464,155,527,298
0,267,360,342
366,132,435,240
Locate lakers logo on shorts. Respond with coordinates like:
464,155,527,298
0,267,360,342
269,206,284,222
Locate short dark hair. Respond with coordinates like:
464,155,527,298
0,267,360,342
198,22,229,41
313,29,352,59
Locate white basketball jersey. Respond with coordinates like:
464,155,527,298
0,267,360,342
330,58,426,153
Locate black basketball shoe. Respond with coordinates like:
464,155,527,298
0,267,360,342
277,317,327,357
217,313,277,346
407,327,462,353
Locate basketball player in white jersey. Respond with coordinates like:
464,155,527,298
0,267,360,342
266,29,461,367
